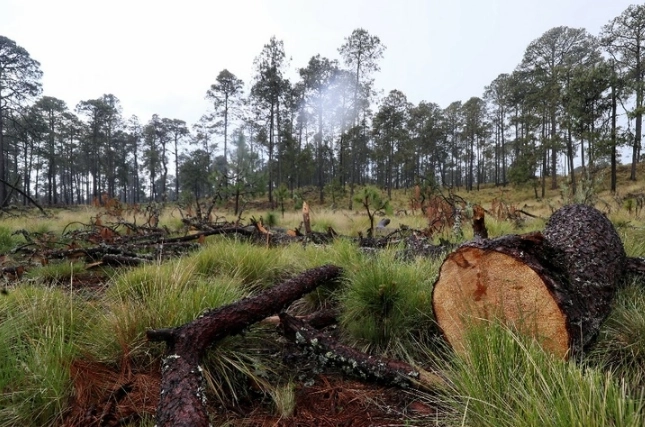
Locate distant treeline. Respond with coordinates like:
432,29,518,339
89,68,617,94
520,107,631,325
0,4,643,208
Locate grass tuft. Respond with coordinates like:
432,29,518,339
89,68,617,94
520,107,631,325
0,226,19,253
588,277,645,390
84,259,247,363
339,250,440,356
0,286,90,427
441,322,645,427
193,238,297,289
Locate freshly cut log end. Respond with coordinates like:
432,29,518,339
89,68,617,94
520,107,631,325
433,238,570,358
432,204,626,359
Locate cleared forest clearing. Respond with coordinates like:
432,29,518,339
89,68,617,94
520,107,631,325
1,173,645,426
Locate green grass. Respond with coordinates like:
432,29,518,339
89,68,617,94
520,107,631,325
24,261,86,285
440,322,645,427
3,177,645,425
339,249,441,357
0,286,90,427
83,259,247,363
193,237,298,289
620,227,645,258
588,278,645,390
0,226,19,253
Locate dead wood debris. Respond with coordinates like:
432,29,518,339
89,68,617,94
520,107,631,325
278,313,446,391
146,265,343,427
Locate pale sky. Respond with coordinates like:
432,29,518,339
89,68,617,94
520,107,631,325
0,0,638,134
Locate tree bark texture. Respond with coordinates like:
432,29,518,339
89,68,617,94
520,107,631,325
432,204,626,358
147,264,342,427
279,313,445,391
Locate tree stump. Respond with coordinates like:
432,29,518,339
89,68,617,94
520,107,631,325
432,204,626,358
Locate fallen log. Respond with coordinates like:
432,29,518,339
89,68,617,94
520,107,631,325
627,257,645,275
101,254,146,267
37,226,256,263
279,313,446,391
146,264,342,427
432,204,626,358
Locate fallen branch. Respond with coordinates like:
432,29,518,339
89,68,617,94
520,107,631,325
279,313,446,391
0,178,48,216
101,254,146,267
146,264,343,427
38,226,256,262
516,208,542,219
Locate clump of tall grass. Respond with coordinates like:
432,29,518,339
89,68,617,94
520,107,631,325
339,250,440,357
201,332,289,409
0,286,91,427
440,322,645,427
621,227,645,257
192,238,298,289
85,259,247,362
24,261,86,285
588,278,645,385
0,226,19,253
482,216,520,237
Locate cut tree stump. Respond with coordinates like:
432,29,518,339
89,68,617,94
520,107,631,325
432,204,627,358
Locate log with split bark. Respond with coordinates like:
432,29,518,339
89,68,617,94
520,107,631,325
432,204,627,358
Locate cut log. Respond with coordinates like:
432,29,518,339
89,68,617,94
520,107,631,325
432,204,626,358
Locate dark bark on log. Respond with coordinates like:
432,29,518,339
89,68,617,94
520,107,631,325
543,204,626,352
279,313,445,391
147,265,342,427
299,308,339,329
263,308,339,328
433,204,626,358
626,257,645,276
101,254,145,266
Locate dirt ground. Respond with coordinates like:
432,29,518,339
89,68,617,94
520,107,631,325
62,359,438,427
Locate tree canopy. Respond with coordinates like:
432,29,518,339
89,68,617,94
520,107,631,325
1,6,644,208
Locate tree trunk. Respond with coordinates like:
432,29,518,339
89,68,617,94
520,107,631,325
611,78,618,193
432,204,626,359
0,114,6,206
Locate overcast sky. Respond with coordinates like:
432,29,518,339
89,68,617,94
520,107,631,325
0,0,638,133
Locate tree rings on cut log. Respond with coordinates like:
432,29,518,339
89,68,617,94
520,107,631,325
432,204,626,359
433,240,570,358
